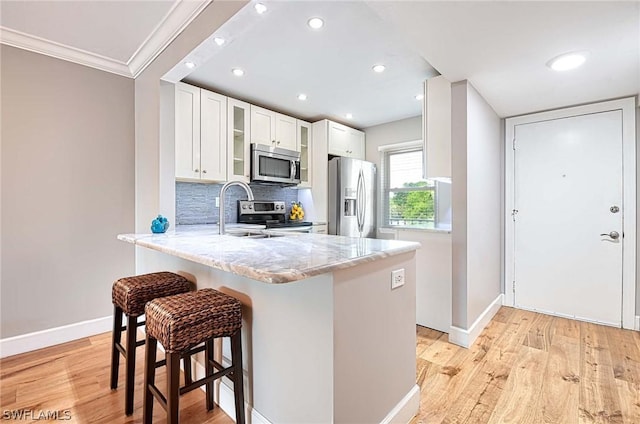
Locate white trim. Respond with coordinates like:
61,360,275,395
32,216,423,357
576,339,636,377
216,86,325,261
449,294,503,348
377,139,422,152
0,27,131,77
635,316,640,331
0,0,211,78
504,97,637,330
379,384,420,424
0,316,112,359
128,0,211,78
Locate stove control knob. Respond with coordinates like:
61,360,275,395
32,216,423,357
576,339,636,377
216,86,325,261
249,204,253,209
242,205,247,209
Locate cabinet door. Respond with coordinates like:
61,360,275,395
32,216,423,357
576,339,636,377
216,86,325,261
348,128,365,160
328,121,349,156
228,98,251,182
175,83,201,179
250,105,275,145
200,89,227,181
275,113,297,150
297,120,312,187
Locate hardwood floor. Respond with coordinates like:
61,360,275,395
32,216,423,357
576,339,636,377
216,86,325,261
0,333,232,424
412,307,640,424
1,306,639,423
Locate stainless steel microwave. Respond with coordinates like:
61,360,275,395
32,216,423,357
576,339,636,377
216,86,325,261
250,143,301,186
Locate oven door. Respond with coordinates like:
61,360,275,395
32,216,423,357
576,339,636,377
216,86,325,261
251,145,301,185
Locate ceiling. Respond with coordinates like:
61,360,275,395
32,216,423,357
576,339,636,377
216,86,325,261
178,1,438,128
1,1,638,124
0,0,210,77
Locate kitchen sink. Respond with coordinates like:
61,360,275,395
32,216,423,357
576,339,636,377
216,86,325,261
225,230,287,239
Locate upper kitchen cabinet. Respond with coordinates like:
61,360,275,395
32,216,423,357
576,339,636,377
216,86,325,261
297,120,312,187
250,105,297,151
423,75,451,179
327,120,365,159
228,98,251,182
175,82,227,182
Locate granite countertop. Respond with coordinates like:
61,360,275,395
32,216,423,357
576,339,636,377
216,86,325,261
118,224,420,284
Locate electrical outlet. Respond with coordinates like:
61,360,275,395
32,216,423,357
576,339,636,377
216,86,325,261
391,268,405,289
215,197,220,208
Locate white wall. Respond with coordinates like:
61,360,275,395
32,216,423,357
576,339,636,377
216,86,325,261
364,115,453,333
1,46,135,337
451,81,502,339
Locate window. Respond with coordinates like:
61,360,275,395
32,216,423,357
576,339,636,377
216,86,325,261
381,145,437,228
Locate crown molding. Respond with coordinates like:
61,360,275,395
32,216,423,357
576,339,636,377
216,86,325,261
0,0,212,79
128,0,211,78
0,26,132,77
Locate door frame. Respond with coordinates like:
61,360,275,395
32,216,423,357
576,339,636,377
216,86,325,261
505,97,637,329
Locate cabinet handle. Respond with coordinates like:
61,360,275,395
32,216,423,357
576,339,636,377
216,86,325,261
272,140,276,144
277,141,281,145
194,169,199,172
202,170,207,174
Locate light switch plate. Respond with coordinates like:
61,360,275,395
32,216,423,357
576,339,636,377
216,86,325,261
215,197,220,208
391,268,405,289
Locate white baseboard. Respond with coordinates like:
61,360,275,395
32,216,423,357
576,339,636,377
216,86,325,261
634,315,640,331
449,294,503,348
380,384,420,424
0,316,112,359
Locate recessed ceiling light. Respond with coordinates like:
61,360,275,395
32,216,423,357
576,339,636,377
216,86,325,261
308,17,324,29
297,93,308,101
345,113,353,119
547,51,589,72
254,3,267,14
214,37,225,46
232,68,245,77
415,94,424,101
372,64,386,73
184,61,196,69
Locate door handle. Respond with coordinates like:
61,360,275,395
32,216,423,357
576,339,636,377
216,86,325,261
600,231,620,240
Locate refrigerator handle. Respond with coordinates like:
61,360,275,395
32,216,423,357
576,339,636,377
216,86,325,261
357,169,365,233
360,169,367,232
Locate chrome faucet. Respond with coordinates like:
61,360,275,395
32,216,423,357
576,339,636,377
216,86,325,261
219,180,254,235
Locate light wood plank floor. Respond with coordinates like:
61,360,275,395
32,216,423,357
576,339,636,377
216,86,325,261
1,306,639,423
412,307,640,424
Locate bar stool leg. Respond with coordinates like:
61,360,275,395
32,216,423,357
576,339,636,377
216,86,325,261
183,356,192,386
143,335,157,424
231,331,245,424
124,315,138,415
167,352,181,424
205,339,215,411
110,305,123,390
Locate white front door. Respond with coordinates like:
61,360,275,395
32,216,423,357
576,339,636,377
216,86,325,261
513,110,624,326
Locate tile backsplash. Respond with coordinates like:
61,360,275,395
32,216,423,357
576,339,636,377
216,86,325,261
176,182,299,225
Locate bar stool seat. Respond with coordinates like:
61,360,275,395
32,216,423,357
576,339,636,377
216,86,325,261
110,272,192,415
143,288,245,424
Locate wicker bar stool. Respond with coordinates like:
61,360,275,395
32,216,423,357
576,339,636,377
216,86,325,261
143,288,245,424
110,272,192,415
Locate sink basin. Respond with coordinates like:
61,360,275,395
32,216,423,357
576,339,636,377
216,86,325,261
225,230,286,239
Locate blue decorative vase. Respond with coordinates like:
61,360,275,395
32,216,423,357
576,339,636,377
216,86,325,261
151,215,170,233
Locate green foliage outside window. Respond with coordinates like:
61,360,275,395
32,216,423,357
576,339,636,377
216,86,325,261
389,181,435,223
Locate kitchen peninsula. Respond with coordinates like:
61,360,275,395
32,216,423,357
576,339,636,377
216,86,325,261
118,224,420,423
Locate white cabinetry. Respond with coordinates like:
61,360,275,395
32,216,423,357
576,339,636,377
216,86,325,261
327,120,365,159
175,82,227,182
422,75,451,179
227,98,251,182
297,120,312,187
250,105,297,151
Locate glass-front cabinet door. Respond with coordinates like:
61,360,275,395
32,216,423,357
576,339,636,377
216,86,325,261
227,98,251,182
297,120,312,187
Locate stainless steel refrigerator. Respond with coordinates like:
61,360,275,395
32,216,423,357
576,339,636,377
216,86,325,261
328,157,376,237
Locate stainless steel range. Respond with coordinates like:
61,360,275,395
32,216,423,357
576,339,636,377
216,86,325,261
237,200,313,232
